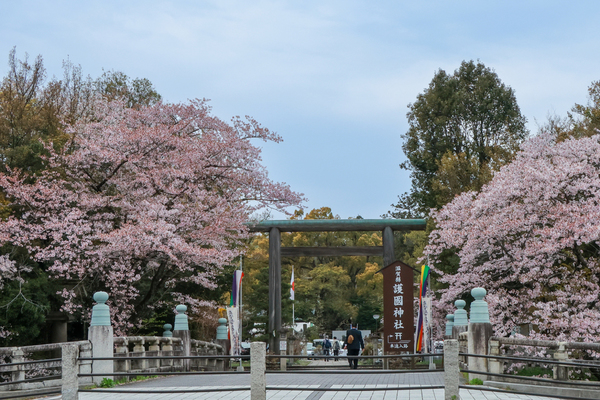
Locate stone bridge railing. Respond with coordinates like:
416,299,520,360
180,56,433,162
113,336,225,374
0,341,92,392
0,292,227,398
445,287,600,392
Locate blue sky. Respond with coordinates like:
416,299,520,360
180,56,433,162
2,1,599,219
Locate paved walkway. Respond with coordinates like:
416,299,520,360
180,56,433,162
40,359,556,399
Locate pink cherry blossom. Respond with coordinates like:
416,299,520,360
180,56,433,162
426,132,600,342
0,98,304,334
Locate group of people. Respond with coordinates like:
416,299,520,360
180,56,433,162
319,326,365,369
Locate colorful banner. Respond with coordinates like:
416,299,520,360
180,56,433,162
230,270,244,307
415,264,430,352
226,306,240,356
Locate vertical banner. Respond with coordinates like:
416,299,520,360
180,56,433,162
422,296,432,353
415,265,430,352
381,261,414,354
226,306,240,356
230,270,244,307
228,270,244,355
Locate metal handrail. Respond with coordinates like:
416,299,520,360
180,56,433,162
0,389,61,399
460,352,600,368
460,368,600,388
79,387,250,394
265,385,445,392
78,355,248,361
78,371,250,377
268,368,442,374
459,385,596,400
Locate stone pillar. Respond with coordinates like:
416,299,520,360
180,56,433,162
452,299,468,339
279,331,287,371
215,317,230,367
467,287,493,382
251,342,266,400
61,343,79,400
443,339,459,400
10,349,25,390
173,305,191,371
553,342,568,381
88,291,114,385
445,314,454,338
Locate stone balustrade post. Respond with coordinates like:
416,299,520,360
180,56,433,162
443,339,459,400
79,342,93,386
61,343,79,400
148,338,160,369
553,342,568,381
172,305,191,371
467,287,493,382
251,342,266,400
114,338,130,375
130,337,146,371
89,291,114,385
10,348,25,390
488,338,502,375
160,338,174,368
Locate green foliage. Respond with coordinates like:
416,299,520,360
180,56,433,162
100,378,115,388
0,245,63,346
468,378,484,385
514,366,552,377
390,60,528,218
94,70,161,109
569,81,600,138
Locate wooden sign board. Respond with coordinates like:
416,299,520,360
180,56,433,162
381,260,414,354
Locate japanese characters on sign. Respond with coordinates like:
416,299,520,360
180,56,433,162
381,261,414,354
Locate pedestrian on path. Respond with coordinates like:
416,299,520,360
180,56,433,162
343,325,364,369
332,336,341,361
323,335,332,361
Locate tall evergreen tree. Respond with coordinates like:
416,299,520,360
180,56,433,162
390,60,528,217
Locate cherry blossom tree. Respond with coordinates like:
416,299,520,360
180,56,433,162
0,98,303,333
426,132,600,342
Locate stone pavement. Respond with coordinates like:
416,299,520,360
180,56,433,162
39,359,556,399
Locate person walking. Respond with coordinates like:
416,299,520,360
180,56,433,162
343,325,364,369
332,336,340,361
323,336,332,361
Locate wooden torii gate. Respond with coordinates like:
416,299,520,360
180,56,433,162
247,218,427,353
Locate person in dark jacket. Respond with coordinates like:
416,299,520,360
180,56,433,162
343,326,364,369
